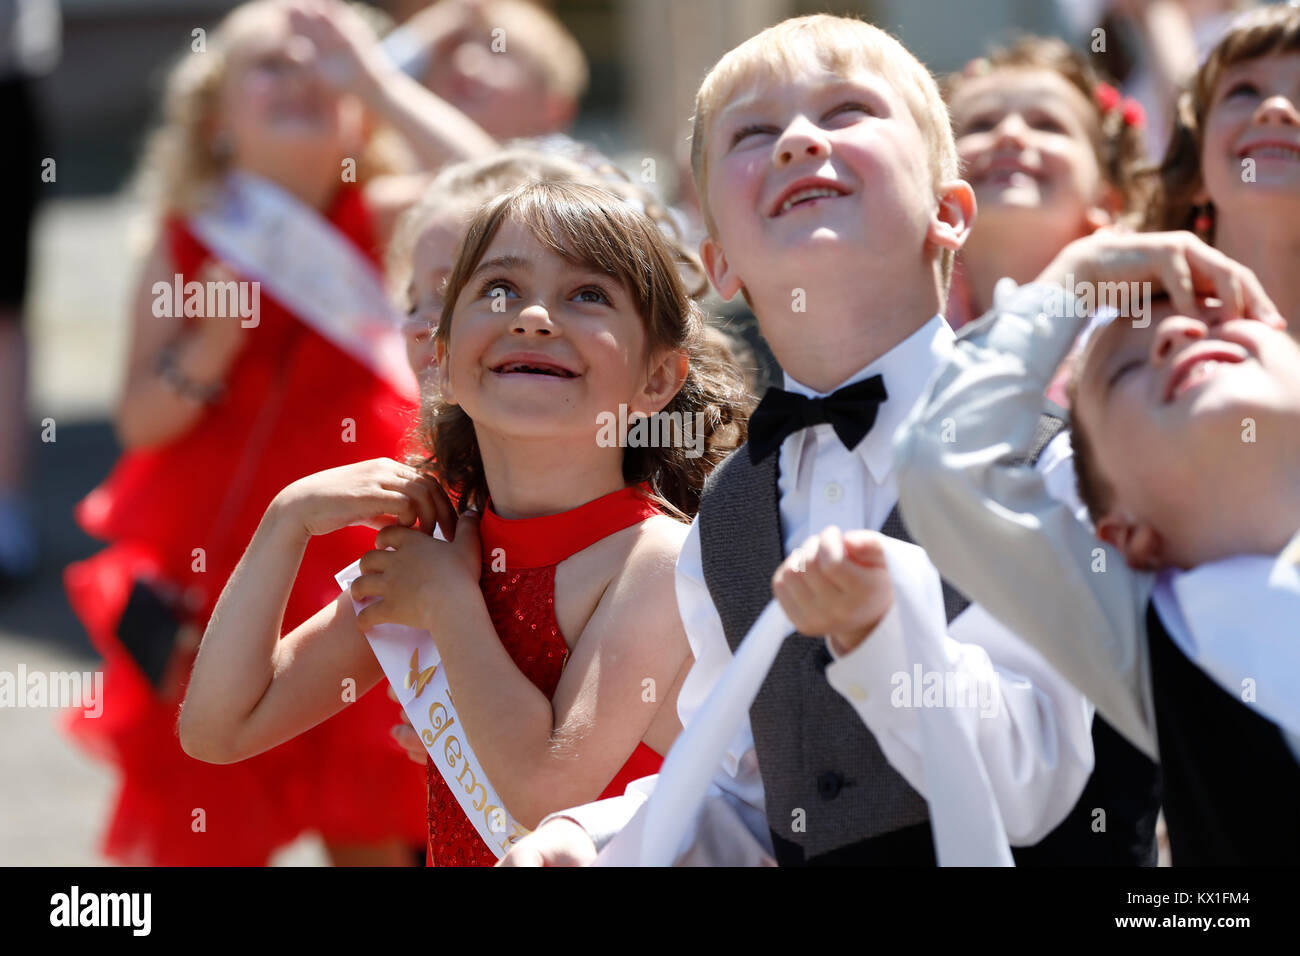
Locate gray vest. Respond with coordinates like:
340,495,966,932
697,411,1065,861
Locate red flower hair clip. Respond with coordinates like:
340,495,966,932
1094,82,1146,128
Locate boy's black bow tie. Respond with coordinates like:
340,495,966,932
747,375,889,464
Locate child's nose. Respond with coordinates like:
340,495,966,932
773,116,830,168
992,112,1029,146
1150,315,1207,364
512,303,556,335
1254,93,1300,126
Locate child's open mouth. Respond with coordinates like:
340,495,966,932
1164,349,1246,403
1239,141,1300,164
769,179,852,218
490,360,579,379
975,156,1043,189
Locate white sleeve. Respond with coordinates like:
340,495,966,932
820,532,1092,850
892,281,1158,758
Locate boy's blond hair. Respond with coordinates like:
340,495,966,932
689,14,960,293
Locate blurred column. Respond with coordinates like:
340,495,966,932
873,0,1063,72
616,0,789,179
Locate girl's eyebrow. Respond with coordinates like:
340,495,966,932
470,255,531,280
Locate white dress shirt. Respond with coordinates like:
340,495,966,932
555,313,1095,864
892,281,1300,766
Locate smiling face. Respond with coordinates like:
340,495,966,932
1073,301,1300,567
702,63,946,313
216,5,365,175
952,67,1109,231
1200,53,1300,213
436,216,676,445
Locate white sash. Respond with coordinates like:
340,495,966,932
629,537,1021,866
190,172,417,399
335,559,530,859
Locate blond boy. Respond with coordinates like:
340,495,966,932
503,14,1101,867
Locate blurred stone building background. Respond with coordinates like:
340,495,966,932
41,0,1070,198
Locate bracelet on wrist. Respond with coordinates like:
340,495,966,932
155,343,226,405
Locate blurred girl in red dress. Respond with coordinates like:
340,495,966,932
63,0,433,866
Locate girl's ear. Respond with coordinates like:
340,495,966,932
929,179,976,252
700,236,743,301
1096,510,1165,571
1085,182,1123,232
435,337,457,405
632,348,689,417
1083,205,1114,233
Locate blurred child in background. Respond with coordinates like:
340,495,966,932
62,0,431,866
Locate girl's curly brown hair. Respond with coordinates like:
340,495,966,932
1143,4,1300,236
411,180,751,521
944,34,1151,217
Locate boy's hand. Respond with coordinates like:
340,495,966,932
1037,231,1286,328
496,818,597,867
771,527,893,656
272,458,453,539
352,512,482,634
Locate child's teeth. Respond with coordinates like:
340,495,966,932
1250,145,1300,161
780,187,840,214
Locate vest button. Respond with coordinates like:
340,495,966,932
816,770,843,800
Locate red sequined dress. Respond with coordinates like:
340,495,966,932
61,185,427,866
425,485,667,866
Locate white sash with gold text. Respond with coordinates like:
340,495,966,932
335,559,529,858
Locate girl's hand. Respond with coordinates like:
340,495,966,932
387,684,429,765
287,0,388,93
1037,231,1287,329
273,458,454,539
351,511,483,634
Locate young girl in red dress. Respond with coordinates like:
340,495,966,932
62,0,441,866
180,180,750,865
942,37,1149,407
1144,3,1300,330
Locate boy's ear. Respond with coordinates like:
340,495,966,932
435,338,457,405
700,235,744,301
632,348,690,416
928,179,976,252
1096,511,1165,571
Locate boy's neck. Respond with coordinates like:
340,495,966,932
1215,212,1300,333
752,271,941,393
474,429,629,521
